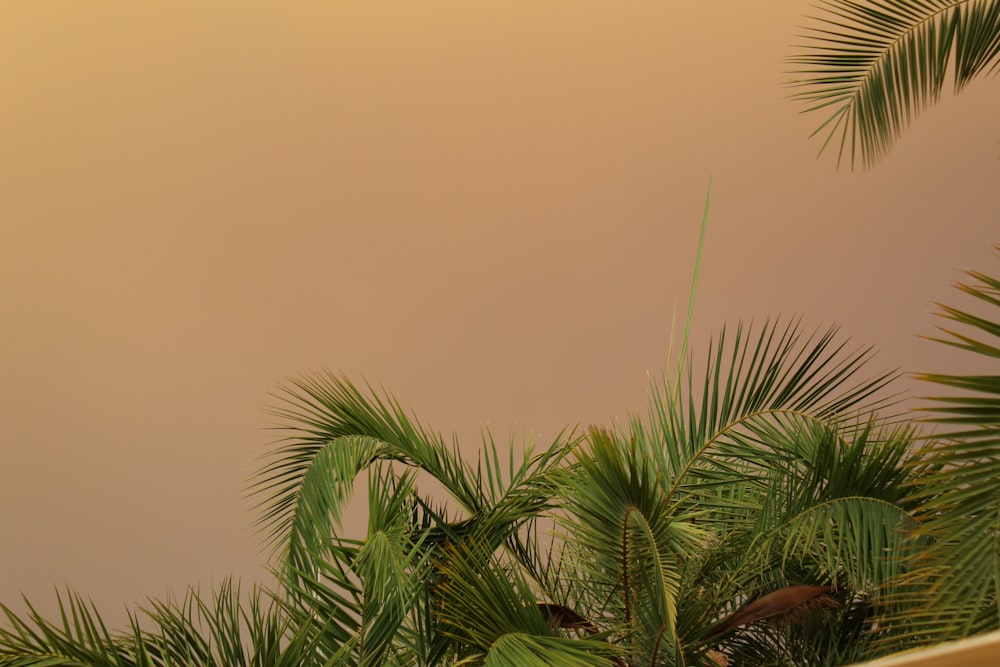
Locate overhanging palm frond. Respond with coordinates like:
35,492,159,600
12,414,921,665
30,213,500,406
252,373,569,578
250,373,478,560
788,0,1000,169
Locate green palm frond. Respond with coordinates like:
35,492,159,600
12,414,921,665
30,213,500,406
269,467,441,666
556,428,709,650
788,0,1000,169
252,373,569,579
433,541,622,667
478,634,619,667
273,557,364,664
746,422,923,592
351,468,432,666
133,579,321,667
605,318,916,661
0,580,321,667
250,373,477,558
0,589,134,667
641,319,899,499
894,248,1000,641
433,540,552,651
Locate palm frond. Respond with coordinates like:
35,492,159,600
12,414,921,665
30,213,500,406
642,318,900,497
433,539,552,650
249,373,479,561
744,420,923,587
251,373,570,574
350,468,432,666
788,0,1000,169
433,540,621,666
896,248,1000,641
0,580,323,667
479,634,620,667
554,428,710,662
0,589,134,667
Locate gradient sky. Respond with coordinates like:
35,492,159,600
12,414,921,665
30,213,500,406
2,1,998,628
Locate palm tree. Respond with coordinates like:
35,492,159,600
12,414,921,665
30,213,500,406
788,0,1000,169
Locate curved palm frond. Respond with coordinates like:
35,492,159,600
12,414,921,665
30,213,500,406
250,373,476,557
247,372,576,664
250,372,570,605
554,427,709,662
788,0,1000,169
745,421,924,588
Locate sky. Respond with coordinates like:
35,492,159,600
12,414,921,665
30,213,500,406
2,1,998,628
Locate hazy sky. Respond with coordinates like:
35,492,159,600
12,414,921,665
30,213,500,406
2,1,998,627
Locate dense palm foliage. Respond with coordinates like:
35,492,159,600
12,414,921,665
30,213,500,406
248,319,921,666
3,3,999,662
788,0,1000,169
2,310,961,666
3,247,1000,664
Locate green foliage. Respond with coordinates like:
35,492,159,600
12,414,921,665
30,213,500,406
4,312,932,666
3,193,1000,666
0,580,319,666
788,0,1000,169
877,247,1000,645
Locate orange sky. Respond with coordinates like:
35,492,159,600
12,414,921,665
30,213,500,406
2,1,998,627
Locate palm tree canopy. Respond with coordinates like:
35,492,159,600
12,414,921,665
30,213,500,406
788,0,1000,169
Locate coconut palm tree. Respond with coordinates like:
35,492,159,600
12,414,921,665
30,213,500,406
788,0,1000,169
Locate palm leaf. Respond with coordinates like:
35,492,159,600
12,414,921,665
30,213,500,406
433,541,621,666
252,373,570,583
0,580,322,667
553,428,710,662
640,319,900,507
788,0,1000,168
614,318,914,662
896,248,1000,641
250,373,478,559
479,634,620,667
0,590,133,667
